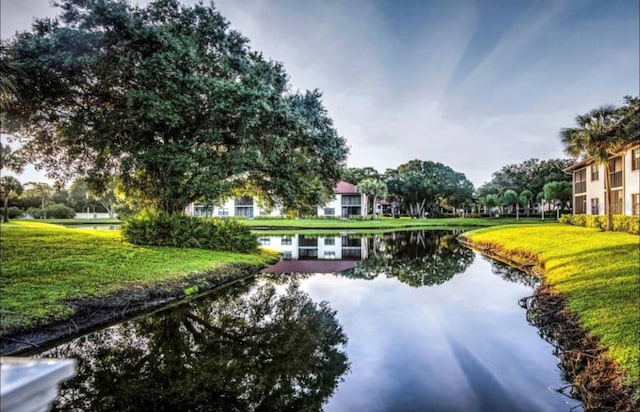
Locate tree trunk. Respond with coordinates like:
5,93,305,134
372,195,378,219
3,196,8,223
604,162,613,231
541,199,544,220
515,203,519,220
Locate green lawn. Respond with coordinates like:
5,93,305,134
463,224,639,387
26,218,122,225
0,221,278,335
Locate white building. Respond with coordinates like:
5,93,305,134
564,138,640,216
316,181,367,218
185,196,284,218
186,181,368,218
256,234,369,261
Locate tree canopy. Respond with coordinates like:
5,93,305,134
476,158,572,200
342,167,381,185
384,160,474,217
1,0,348,213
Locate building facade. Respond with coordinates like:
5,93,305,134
185,196,284,218
564,139,640,216
185,181,367,218
316,181,367,218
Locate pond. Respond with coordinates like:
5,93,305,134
37,231,582,411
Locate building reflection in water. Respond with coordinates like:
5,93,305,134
261,234,370,274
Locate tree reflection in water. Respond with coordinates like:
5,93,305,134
484,257,540,289
341,231,475,287
41,278,350,412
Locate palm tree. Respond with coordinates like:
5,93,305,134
519,190,533,218
502,190,519,220
485,194,500,217
536,192,545,220
1,176,23,222
0,144,26,174
357,178,388,220
560,105,625,230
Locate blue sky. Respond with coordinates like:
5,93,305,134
1,0,638,187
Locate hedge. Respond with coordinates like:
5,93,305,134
559,214,639,234
122,213,258,252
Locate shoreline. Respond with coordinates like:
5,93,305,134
458,236,639,411
0,263,269,356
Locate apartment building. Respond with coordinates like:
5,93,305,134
316,181,367,218
564,139,640,216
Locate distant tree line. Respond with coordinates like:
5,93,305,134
341,157,576,219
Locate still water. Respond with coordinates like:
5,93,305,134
38,231,582,411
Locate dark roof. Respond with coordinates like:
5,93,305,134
262,260,358,274
334,181,359,194
563,138,640,172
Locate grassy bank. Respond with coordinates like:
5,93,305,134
462,224,639,387
243,216,556,229
0,221,278,336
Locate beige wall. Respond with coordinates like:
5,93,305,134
624,144,639,215
574,143,639,216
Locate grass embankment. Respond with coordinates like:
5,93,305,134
463,224,639,387
0,221,278,336
243,216,556,229
29,218,122,225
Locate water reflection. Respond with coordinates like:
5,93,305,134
37,231,582,411
263,231,475,288
41,279,349,412
344,231,475,287
485,257,541,289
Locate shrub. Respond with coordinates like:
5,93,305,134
122,213,258,252
560,214,638,234
45,204,76,219
5,207,24,219
27,204,76,219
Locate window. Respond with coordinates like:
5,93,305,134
590,198,599,215
218,208,229,217
324,237,335,246
590,164,599,181
258,237,270,245
282,251,292,260
341,195,361,206
299,248,318,258
574,195,586,214
610,189,623,214
574,169,587,193
298,235,318,247
234,196,253,206
281,237,292,246
633,194,640,216
632,149,640,171
324,251,336,259
323,208,335,215
608,157,623,188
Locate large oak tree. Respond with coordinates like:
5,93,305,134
1,0,348,214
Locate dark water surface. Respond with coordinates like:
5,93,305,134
38,231,581,411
